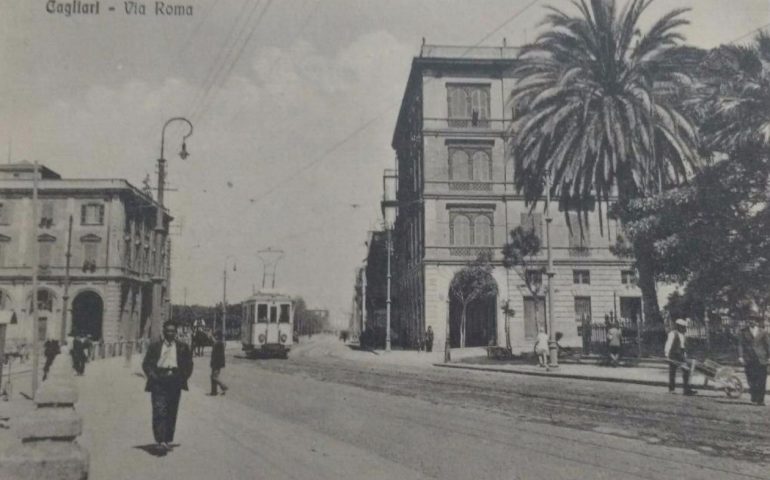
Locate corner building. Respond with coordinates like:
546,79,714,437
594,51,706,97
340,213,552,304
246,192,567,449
0,163,172,349
391,45,641,354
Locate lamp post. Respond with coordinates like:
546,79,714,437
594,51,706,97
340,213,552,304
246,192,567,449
544,171,559,367
154,117,193,340
380,169,398,353
222,256,237,340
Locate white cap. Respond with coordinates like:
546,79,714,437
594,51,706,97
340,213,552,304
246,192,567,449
675,319,687,327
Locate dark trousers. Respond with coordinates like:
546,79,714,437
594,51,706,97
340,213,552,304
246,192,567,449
210,368,227,395
668,362,691,391
150,381,182,444
43,355,56,380
745,363,768,404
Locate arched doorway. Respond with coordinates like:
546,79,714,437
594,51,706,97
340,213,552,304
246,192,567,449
448,271,498,348
72,291,103,340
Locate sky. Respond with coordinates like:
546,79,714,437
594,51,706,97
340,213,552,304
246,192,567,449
1,0,768,328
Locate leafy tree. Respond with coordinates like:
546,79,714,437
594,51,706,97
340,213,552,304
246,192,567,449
509,0,700,324
449,252,498,348
616,150,770,322
502,226,546,335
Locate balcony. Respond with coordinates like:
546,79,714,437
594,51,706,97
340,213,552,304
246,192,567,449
422,117,511,133
425,246,501,261
425,180,506,196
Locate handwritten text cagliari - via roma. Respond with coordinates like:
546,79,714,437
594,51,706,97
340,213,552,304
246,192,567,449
46,1,194,16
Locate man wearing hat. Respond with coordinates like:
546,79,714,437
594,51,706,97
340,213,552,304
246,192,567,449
665,318,697,395
737,315,770,406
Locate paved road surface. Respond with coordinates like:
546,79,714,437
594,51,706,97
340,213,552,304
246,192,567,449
181,336,769,480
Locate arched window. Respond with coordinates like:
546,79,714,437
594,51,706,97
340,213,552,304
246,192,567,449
451,215,471,245
470,88,490,124
449,149,470,181
472,151,491,181
474,215,493,245
448,88,468,119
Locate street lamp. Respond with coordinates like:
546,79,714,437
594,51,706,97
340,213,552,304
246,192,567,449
544,171,558,368
222,255,237,340
154,117,193,340
380,169,398,353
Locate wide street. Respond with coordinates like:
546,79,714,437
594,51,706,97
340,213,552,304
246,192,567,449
172,335,769,480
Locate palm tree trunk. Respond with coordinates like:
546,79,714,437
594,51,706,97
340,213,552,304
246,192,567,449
461,304,467,348
635,241,663,326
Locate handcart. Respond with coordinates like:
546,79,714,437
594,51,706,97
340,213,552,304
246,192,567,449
669,358,743,398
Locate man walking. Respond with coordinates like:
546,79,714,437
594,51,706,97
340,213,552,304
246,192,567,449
209,331,228,396
738,315,770,406
665,318,696,395
142,321,194,453
42,339,60,381
425,326,434,353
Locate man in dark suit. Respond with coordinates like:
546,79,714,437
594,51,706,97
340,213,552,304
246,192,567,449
738,316,770,406
209,331,228,396
142,321,194,452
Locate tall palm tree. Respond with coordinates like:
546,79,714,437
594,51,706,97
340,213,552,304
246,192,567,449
509,0,700,324
695,32,770,156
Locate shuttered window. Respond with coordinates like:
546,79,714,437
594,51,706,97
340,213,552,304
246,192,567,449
474,215,493,245
523,296,546,340
38,237,54,268
81,203,104,225
40,202,55,228
447,85,490,127
450,215,471,245
574,297,592,324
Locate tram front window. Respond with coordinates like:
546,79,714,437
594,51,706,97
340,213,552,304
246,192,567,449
257,304,268,323
270,306,277,323
280,305,290,323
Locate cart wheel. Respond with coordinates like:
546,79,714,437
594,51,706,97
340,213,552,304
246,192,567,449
724,376,743,399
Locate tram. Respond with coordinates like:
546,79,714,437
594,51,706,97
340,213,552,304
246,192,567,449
241,290,294,358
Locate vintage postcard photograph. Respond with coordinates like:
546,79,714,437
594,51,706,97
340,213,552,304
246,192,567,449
1,0,770,479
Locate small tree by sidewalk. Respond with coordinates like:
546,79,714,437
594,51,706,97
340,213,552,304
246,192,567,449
449,252,498,348
502,226,546,334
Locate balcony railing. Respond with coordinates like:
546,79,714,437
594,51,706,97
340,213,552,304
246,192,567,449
424,180,506,195
422,117,512,132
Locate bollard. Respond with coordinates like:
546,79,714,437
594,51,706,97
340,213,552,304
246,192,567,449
0,348,89,479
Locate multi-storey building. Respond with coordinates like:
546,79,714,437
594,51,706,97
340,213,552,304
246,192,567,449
0,162,172,349
390,44,640,353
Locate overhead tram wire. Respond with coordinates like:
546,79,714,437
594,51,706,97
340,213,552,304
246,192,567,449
187,0,266,122
244,0,542,208
192,0,275,124
189,0,267,122
224,0,322,125
186,0,261,118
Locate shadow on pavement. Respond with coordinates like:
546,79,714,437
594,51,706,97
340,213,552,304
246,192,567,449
346,345,379,355
132,443,180,457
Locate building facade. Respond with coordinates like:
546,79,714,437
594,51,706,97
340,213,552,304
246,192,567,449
0,162,172,350
390,45,641,354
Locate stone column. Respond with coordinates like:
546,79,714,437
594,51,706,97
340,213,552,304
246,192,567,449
0,348,88,479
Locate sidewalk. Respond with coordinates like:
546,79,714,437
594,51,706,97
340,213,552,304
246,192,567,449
435,358,770,393
77,355,428,480
321,338,764,394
